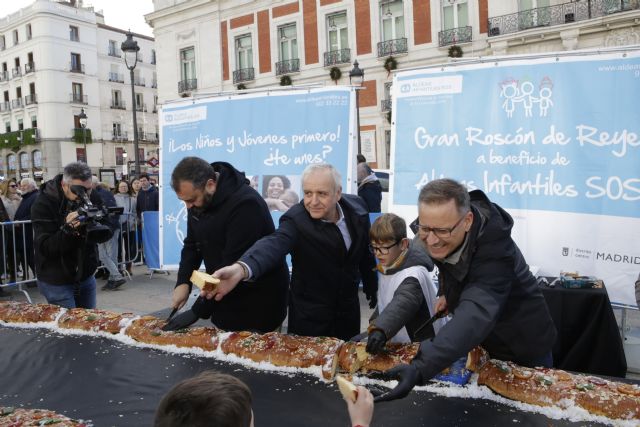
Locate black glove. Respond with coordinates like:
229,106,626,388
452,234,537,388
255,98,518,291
365,329,387,354
162,309,199,331
371,364,422,403
365,292,377,309
349,332,368,342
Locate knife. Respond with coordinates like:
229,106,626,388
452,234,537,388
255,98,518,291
414,310,446,336
165,307,179,322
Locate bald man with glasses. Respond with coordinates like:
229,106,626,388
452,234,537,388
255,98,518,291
373,178,557,403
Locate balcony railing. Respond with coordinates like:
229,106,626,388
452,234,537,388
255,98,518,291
11,98,23,109
110,99,126,109
233,67,255,84
108,72,124,83
108,48,121,58
0,71,8,82
381,99,392,112
69,63,85,73
12,67,22,78
135,103,147,112
24,62,35,74
324,48,351,67
24,94,37,105
134,77,145,87
0,101,10,112
178,78,197,93
72,128,92,144
377,38,408,57
488,0,640,37
69,93,88,104
438,26,472,47
112,131,128,142
275,58,300,76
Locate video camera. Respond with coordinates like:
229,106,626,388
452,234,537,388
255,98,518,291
68,185,123,240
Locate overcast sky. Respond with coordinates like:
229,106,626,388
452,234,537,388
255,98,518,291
3,0,155,37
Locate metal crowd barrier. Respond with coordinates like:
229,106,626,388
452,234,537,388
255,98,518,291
95,213,143,280
0,220,36,303
1,214,144,302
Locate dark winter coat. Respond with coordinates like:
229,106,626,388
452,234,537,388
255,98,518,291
371,238,437,342
31,175,112,285
412,190,557,381
136,185,159,217
358,180,382,213
178,162,289,332
14,188,38,251
241,194,378,341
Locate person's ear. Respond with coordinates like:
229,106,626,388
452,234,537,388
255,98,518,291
463,211,474,232
205,178,217,194
400,238,410,250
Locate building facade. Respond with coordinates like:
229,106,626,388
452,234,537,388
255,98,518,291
146,0,640,169
0,0,159,184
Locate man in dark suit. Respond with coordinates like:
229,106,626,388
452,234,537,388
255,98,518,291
207,163,378,341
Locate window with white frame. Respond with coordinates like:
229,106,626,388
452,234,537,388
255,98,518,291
112,89,122,107
278,24,298,61
135,93,143,110
327,12,348,52
381,1,405,41
235,34,253,70
32,150,42,168
13,29,19,45
180,47,196,81
26,24,32,40
108,40,118,56
518,0,550,28
113,122,122,138
19,152,29,170
442,0,468,30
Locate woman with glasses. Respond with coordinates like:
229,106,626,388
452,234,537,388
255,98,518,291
0,179,22,220
360,213,445,355
0,179,22,284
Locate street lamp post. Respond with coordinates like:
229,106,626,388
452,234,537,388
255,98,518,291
78,108,88,163
121,31,140,177
349,60,365,155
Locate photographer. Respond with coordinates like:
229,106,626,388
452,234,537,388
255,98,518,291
32,162,114,309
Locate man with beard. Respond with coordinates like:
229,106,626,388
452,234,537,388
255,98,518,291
162,157,288,333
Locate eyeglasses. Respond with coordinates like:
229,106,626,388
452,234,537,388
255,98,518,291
369,241,400,255
411,214,466,239
9,184,17,188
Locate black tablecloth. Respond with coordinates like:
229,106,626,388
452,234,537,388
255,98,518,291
541,284,627,377
0,327,600,426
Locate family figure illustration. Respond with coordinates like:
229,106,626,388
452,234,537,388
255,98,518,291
499,77,554,118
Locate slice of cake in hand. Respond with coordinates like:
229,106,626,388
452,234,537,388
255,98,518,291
336,375,358,403
190,270,220,292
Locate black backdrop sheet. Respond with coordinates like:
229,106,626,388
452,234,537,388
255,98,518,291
541,284,627,377
0,327,605,427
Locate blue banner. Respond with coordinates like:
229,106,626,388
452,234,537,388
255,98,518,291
393,53,640,218
391,50,640,306
159,88,355,267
